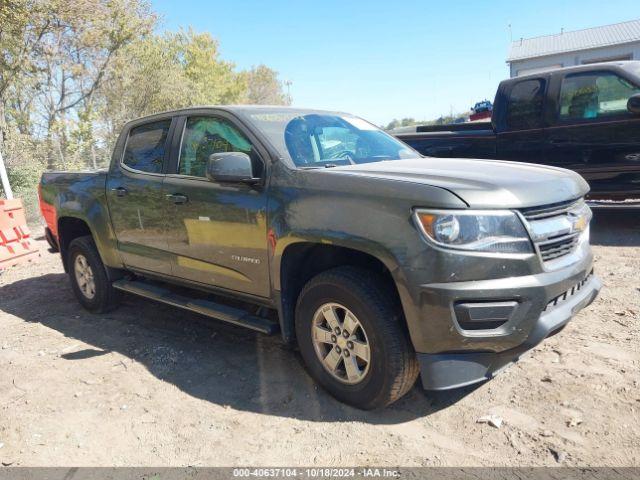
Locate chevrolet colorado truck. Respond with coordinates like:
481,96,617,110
39,106,601,409
395,61,640,201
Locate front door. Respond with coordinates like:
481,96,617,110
162,114,270,297
545,69,640,198
106,118,173,275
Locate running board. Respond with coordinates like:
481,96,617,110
112,279,279,335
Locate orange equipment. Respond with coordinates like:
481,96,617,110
0,198,40,270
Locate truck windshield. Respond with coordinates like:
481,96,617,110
247,111,419,167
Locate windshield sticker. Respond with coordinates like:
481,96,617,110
250,113,293,122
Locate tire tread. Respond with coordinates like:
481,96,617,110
297,266,419,409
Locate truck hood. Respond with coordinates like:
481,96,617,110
329,157,589,208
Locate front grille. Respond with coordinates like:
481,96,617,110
519,197,589,265
537,233,581,261
520,198,584,221
544,269,594,311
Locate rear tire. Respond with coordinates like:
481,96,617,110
44,227,59,252
295,266,419,409
67,236,121,313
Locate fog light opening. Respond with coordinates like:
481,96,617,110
454,300,518,331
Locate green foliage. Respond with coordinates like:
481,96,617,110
177,28,246,105
99,28,274,134
1,131,48,187
0,130,48,221
243,65,291,105
384,113,469,131
0,0,290,219
384,118,417,130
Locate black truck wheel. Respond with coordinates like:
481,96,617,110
67,236,121,313
295,266,419,409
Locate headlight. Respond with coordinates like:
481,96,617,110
414,209,533,254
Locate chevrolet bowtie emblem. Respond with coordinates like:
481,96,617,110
568,206,591,233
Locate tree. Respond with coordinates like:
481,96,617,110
0,0,155,167
38,0,154,167
1,0,290,177
0,0,52,146
243,65,290,105
97,33,190,140
98,29,250,141
176,29,246,105
384,117,416,131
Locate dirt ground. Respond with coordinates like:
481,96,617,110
0,211,638,467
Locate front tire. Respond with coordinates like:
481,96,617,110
67,236,121,313
295,267,419,409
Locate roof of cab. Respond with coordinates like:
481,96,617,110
122,105,347,128
504,60,640,82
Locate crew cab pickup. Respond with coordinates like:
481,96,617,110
395,61,640,201
39,106,601,409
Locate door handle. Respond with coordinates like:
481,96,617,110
111,187,128,197
550,139,571,145
166,193,188,204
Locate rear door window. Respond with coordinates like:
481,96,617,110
506,79,546,130
122,120,171,174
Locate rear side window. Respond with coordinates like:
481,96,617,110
506,79,545,130
559,71,640,120
122,120,171,174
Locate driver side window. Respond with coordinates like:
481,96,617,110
178,116,259,177
315,126,359,159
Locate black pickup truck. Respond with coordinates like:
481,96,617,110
395,61,640,201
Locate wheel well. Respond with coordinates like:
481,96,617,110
57,217,92,271
279,243,401,342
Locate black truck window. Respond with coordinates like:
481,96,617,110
178,116,255,178
122,120,171,174
506,79,545,130
559,71,640,120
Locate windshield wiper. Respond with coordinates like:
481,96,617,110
298,164,338,169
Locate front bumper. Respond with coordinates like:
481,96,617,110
418,270,600,389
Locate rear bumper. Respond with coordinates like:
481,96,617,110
417,272,601,390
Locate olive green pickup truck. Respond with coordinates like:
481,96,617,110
39,106,601,409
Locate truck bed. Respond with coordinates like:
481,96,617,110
395,126,497,159
39,170,108,235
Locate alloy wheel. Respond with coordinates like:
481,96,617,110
311,302,371,384
74,254,96,300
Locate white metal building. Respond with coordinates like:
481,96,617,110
507,19,640,77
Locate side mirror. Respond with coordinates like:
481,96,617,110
206,152,259,184
627,93,640,114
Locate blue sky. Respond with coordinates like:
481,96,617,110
152,0,639,125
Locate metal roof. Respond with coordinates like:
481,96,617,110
508,19,640,62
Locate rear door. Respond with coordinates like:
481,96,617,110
162,112,271,297
106,118,174,274
545,69,640,198
495,77,548,164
